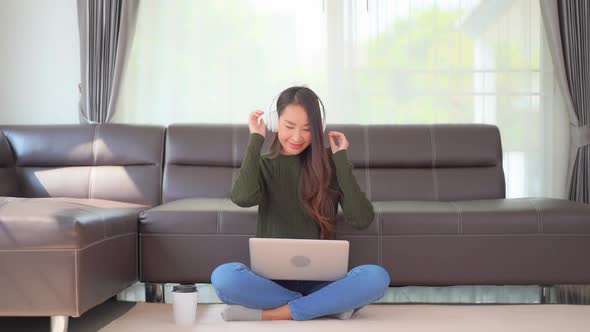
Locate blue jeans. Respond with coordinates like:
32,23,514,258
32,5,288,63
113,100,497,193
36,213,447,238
211,262,390,321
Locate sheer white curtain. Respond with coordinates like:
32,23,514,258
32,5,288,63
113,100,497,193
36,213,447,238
115,0,569,199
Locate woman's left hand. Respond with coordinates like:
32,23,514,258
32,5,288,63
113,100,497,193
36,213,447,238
328,131,350,154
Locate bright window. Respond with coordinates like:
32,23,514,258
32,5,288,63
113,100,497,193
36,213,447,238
116,0,570,198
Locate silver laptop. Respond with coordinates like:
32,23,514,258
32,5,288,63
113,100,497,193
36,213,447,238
249,238,349,281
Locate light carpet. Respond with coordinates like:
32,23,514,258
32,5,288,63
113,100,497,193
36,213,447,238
99,303,590,332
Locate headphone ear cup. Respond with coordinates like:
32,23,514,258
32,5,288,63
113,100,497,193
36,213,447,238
264,110,271,132
320,105,326,133
269,109,279,132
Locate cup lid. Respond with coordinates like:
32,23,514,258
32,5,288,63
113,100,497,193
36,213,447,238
172,284,198,293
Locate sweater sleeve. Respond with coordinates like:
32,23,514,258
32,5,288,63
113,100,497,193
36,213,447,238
332,149,375,229
231,133,265,207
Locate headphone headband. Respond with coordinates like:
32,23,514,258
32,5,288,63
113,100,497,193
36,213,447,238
264,91,326,133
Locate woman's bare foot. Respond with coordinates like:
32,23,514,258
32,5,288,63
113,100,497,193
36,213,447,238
262,304,293,320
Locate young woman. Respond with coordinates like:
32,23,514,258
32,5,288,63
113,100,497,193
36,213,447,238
211,86,390,321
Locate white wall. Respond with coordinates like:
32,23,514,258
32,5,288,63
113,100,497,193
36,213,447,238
0,0,79,124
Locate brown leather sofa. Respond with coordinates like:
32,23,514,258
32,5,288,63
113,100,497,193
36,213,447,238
2,123,590,330
0,124,165,330
140,124,590,291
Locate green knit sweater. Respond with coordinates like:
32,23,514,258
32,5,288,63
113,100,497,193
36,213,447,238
231,133,374,239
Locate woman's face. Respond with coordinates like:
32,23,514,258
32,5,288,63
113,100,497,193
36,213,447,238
278,104,313,155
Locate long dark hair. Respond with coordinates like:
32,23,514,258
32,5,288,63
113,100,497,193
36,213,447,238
267,86,340,239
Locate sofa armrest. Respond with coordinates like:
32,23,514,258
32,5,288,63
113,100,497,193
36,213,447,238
0,130,20,196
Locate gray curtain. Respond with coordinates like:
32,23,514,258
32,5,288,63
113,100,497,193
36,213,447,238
540,0,590,204
77,0,140,124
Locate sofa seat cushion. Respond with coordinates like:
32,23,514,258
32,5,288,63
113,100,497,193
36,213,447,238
140,197,381,236
140,198,257,235
0,197,146,250
141,197,590,237
376,198,590,236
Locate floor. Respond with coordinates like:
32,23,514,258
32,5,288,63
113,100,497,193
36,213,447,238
101,301,590,332
0,298,135,332
1,284,589,332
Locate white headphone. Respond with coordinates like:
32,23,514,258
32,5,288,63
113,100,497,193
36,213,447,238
261,93,326,133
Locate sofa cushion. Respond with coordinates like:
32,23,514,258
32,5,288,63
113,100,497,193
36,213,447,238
140,198,380,236
140,198,257,235
327,124,505,201
376,198,590,236
142,197,590,237
0,124,165,206
375,201,459,235
163,124,506,204
0,197,146,250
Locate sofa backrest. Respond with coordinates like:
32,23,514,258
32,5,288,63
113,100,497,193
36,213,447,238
0,124,165,206
330,124,505,201
163,124,265,203
0,130,20,197
163,124,505,203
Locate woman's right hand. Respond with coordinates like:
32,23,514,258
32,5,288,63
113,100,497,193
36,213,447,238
249,111,266,137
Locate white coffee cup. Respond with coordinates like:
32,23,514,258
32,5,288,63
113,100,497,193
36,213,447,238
172,284,198,325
